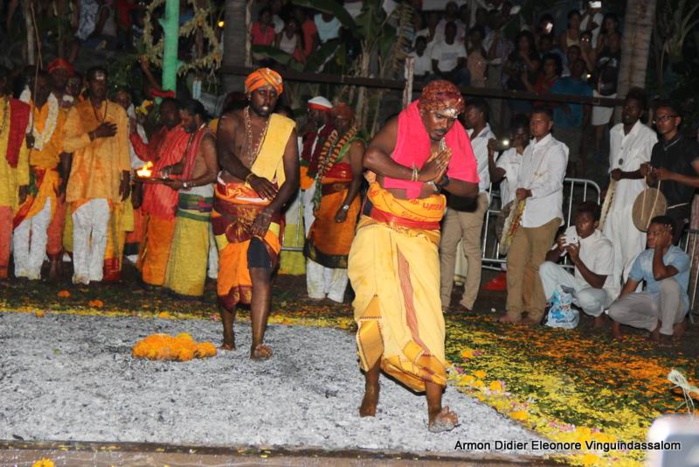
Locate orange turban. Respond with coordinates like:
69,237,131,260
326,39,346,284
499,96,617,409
245,68,283,95
47,58,75,76
417,80,464,117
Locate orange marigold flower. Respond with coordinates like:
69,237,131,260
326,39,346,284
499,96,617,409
474,370,487,379
157,311,171,319
57,290,70,298
88,299,104,308
32,459,55,467
35,311,45,318
510,410,529,421
489,380,504,392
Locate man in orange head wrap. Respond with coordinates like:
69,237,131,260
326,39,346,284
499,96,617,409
304,102,364,303
214,68,299,360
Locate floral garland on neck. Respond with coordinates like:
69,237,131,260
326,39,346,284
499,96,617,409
32,94,59,152
316,123,360,179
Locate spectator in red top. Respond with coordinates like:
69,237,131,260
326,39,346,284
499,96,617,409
250,7,276,65
523,53,561,109
293,7,319,59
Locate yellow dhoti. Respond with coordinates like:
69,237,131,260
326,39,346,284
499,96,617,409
348,182,447,392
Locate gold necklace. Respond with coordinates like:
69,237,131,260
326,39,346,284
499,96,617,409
244,106,270,166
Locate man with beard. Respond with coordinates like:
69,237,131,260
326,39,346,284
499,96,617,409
602,88,656,289
161,100,218,298
214,68,299,360
130,97,191,288
47,58,76,109
12,71,69,282
304,103,364,303
63,66,130,285
348,80,478,432
439,97,495,312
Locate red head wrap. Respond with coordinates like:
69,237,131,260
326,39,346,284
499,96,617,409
47,58,75,76
330,102,355,119
417,80,464,116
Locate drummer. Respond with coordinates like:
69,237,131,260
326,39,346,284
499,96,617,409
641,99,699,244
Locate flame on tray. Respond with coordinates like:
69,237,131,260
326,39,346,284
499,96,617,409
136,161,154,178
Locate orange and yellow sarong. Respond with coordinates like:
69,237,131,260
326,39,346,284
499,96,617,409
213,182,282,310
304,164,360,269
348,182,448,392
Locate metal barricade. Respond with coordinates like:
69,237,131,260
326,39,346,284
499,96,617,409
480,178,602,271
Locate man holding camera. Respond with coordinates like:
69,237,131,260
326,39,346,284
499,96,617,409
539,202,616,325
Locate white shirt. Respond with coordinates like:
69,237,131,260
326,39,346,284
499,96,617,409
468,123,496,193
430,39,467,72
408,51,432,76
314,14,340,42
580,11,604,48
560,225,617,295
496,147,524,206
518,133,569,228
608,120,657,210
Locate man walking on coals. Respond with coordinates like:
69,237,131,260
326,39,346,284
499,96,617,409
348,80,479,432
214,68,299,360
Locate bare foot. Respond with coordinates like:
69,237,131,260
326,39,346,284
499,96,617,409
428,406,459,433
673,319,688,341
593,314,607,328
359,385,379,417
498,314,520,324
611,321,623,341
251,343,273,360
219,342,236,351
521,317,541,326
648,322,662,342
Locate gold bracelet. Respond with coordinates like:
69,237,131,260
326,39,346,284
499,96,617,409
411,166,418,182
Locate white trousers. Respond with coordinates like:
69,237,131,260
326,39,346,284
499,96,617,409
207,223,218,279
539,261,612,317
300,185,316,237
306,259,348,303
13,198,52,280
72,198,110,284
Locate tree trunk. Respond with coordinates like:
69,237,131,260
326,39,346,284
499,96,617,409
617,0,658,99
162,0,180,92
24,0,36,66
222,0,248,93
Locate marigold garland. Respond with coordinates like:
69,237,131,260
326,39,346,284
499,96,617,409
132,333,217,361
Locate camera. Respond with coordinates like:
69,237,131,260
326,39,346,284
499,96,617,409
562,232,579,247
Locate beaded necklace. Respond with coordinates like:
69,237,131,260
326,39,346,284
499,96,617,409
244,106,270,166
316,124,359,178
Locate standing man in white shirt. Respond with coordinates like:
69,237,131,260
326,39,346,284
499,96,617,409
540,202,616,326
500,107,569,324
440,98,495,312
602,88,657,289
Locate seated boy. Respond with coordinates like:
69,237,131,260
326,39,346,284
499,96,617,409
608,215,690,342
539,202,616,325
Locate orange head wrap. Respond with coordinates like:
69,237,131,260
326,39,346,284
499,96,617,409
245,68,283,95
47,58,75,76
417,80,464,117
